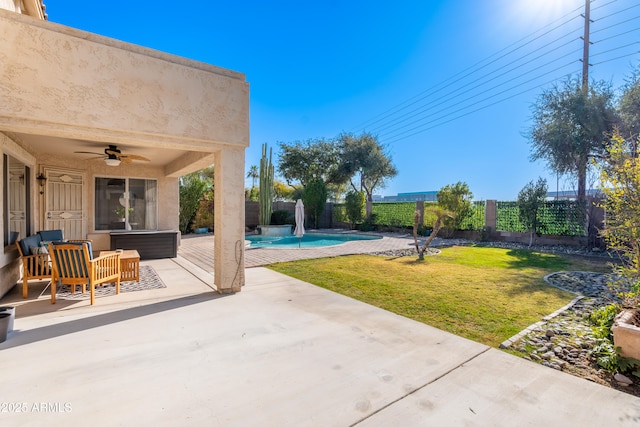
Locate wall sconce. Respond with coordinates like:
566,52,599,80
36,173,47,195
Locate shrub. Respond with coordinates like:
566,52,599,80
345,190,365,229
271,210,292,225
437,182,473,235
302,179,328,228
358,214,377,232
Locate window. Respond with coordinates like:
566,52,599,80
94,177,157,231
3,154,30,247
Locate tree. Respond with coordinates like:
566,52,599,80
344,190,365,229
527,77,617,201
179,171,209,234
277,138,344,187
302,179,327,229
618,68,640,155
597,132,640,283
517,178,548,247
273,180,296,201
436,182,473,236
413,207,453,261
246,165,259,191
337,132,398,218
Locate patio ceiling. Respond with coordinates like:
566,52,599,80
7,131,215,175
12,132,192,166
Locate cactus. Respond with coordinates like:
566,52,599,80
259,143,274,226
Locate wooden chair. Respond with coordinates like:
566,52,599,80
16,231,93,298
15,240,51,298
48,242,121,305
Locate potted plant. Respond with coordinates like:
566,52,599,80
115,206,133,221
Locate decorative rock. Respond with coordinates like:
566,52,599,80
505,268,638,392
542,351,555,360
614,373,634,385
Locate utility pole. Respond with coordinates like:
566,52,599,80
581,0,591,92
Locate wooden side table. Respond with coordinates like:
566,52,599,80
99,249,140,282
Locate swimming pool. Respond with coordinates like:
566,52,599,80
245,233,382,249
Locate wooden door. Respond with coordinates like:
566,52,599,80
44,168,85,240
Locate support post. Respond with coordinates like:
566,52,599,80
214,147,245,293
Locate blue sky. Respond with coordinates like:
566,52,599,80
44,0,640,200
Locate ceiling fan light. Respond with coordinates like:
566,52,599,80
104,158,121,167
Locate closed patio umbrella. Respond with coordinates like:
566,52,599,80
294,199,305,248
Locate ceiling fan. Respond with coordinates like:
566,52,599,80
75,144,150,166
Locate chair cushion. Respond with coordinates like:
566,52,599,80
18,234,42,256
30,245,48,255
38,229,64,242
50,241,91,280
50,241,93,260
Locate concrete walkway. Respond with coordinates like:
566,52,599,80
1,236,639,425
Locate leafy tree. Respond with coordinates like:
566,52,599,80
245,186,259,201
527,77,617,201
517,178,548,247
344,190,365,229
597,132,640,284
179,170,210,234
273,180,296,201
413,207,454,261
337,132,397,218
277,138,344,187
618,68,640,154
437,182,473,236
302,179,328,229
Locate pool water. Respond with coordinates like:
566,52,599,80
245,233,382,249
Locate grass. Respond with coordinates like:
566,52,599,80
268,245,611,347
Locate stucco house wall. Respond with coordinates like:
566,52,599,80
0,7,249,296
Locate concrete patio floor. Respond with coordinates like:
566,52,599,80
1,235,640,425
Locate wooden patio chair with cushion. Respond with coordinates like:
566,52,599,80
16,230,92,298
48,242,121,305
16,234,51,298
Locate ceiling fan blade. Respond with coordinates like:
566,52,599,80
120,154,150,162
84,156,106,161
105,149,122,156
120,157,133,165
75,151,104,156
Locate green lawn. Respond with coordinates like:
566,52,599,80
268,245,610,347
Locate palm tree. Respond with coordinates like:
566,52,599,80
247,165,259,190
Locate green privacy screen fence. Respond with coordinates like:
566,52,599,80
333,200,586,236
495,200,586,236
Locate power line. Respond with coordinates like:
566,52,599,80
352,0,639,145
380,59,583,142
383,68,582,145
368,40,583,136
356,11,586,136
352,5,585,133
